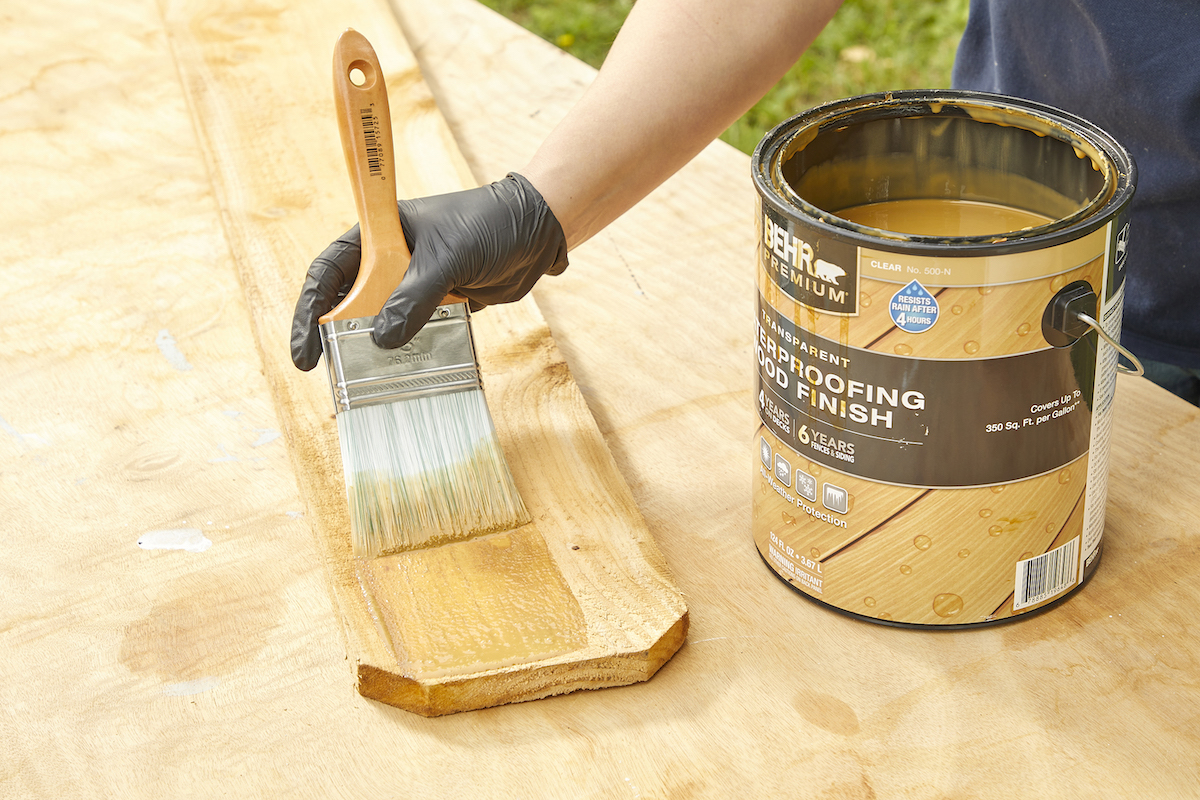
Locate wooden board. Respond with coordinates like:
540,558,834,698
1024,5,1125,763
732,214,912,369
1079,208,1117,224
157,0,686,715
4,0,1200,795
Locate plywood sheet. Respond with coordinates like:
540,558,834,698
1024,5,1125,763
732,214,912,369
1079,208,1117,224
5,0,1200,795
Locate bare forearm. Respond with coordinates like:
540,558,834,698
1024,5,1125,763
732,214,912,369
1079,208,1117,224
521,0,843,248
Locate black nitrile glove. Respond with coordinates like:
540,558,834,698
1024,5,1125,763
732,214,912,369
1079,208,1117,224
290,173,568,371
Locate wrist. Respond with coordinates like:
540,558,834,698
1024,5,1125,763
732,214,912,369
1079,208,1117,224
505,172,569,277
514,159,602,250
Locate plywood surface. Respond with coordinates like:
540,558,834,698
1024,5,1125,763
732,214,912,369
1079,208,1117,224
2,0,1200,796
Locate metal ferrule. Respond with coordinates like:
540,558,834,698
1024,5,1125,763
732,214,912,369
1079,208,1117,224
319,304,481,413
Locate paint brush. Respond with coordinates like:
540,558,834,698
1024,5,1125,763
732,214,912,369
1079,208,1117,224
319,28,528,558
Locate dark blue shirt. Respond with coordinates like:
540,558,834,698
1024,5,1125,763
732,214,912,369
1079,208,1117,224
953,0,1200,367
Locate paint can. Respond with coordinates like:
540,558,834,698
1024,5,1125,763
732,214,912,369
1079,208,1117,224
751,91,1139,627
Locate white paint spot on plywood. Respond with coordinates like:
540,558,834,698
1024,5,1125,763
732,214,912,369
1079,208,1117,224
0,414,49,450
137,528,212,553
155,329,193,371
251,428,280,447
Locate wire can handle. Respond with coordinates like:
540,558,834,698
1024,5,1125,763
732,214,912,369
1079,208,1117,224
1075,312,1145,376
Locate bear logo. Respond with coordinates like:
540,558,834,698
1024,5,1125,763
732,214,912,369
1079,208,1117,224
812,258,846,286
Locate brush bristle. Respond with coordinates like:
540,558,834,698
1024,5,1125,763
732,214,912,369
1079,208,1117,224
336,388,529,558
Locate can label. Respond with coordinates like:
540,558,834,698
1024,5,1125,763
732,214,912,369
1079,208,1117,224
753,202,1124,626
757,303,1093,486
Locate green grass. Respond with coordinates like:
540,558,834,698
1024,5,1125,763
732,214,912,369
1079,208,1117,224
480,0,969,154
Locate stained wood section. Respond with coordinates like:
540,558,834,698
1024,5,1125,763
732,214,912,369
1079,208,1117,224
358,529,588,679
159,0,686,714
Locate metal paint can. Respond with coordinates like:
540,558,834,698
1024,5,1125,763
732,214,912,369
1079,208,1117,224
751,91,1137,627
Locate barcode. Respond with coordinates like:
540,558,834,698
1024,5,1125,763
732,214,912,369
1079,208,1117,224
1013,537,1080,610
360,107,382,176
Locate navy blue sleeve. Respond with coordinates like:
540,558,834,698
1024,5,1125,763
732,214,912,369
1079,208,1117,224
953,0,1200,367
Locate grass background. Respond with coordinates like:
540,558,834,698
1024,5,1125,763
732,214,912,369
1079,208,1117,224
479,0,970,154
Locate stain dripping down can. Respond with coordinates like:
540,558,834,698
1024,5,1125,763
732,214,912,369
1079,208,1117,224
751,91,1139,628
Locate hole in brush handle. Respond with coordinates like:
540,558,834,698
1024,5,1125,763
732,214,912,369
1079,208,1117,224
347,59,376,88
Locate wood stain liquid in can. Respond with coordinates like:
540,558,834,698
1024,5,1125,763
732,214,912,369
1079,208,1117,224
750,91,1137,627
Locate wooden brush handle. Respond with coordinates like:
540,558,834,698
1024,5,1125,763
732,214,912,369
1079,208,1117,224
321,29,462,324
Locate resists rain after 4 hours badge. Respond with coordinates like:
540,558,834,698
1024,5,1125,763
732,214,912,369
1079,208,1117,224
889,280,939,333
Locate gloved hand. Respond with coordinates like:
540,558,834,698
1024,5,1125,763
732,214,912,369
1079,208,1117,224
290,172,568,371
